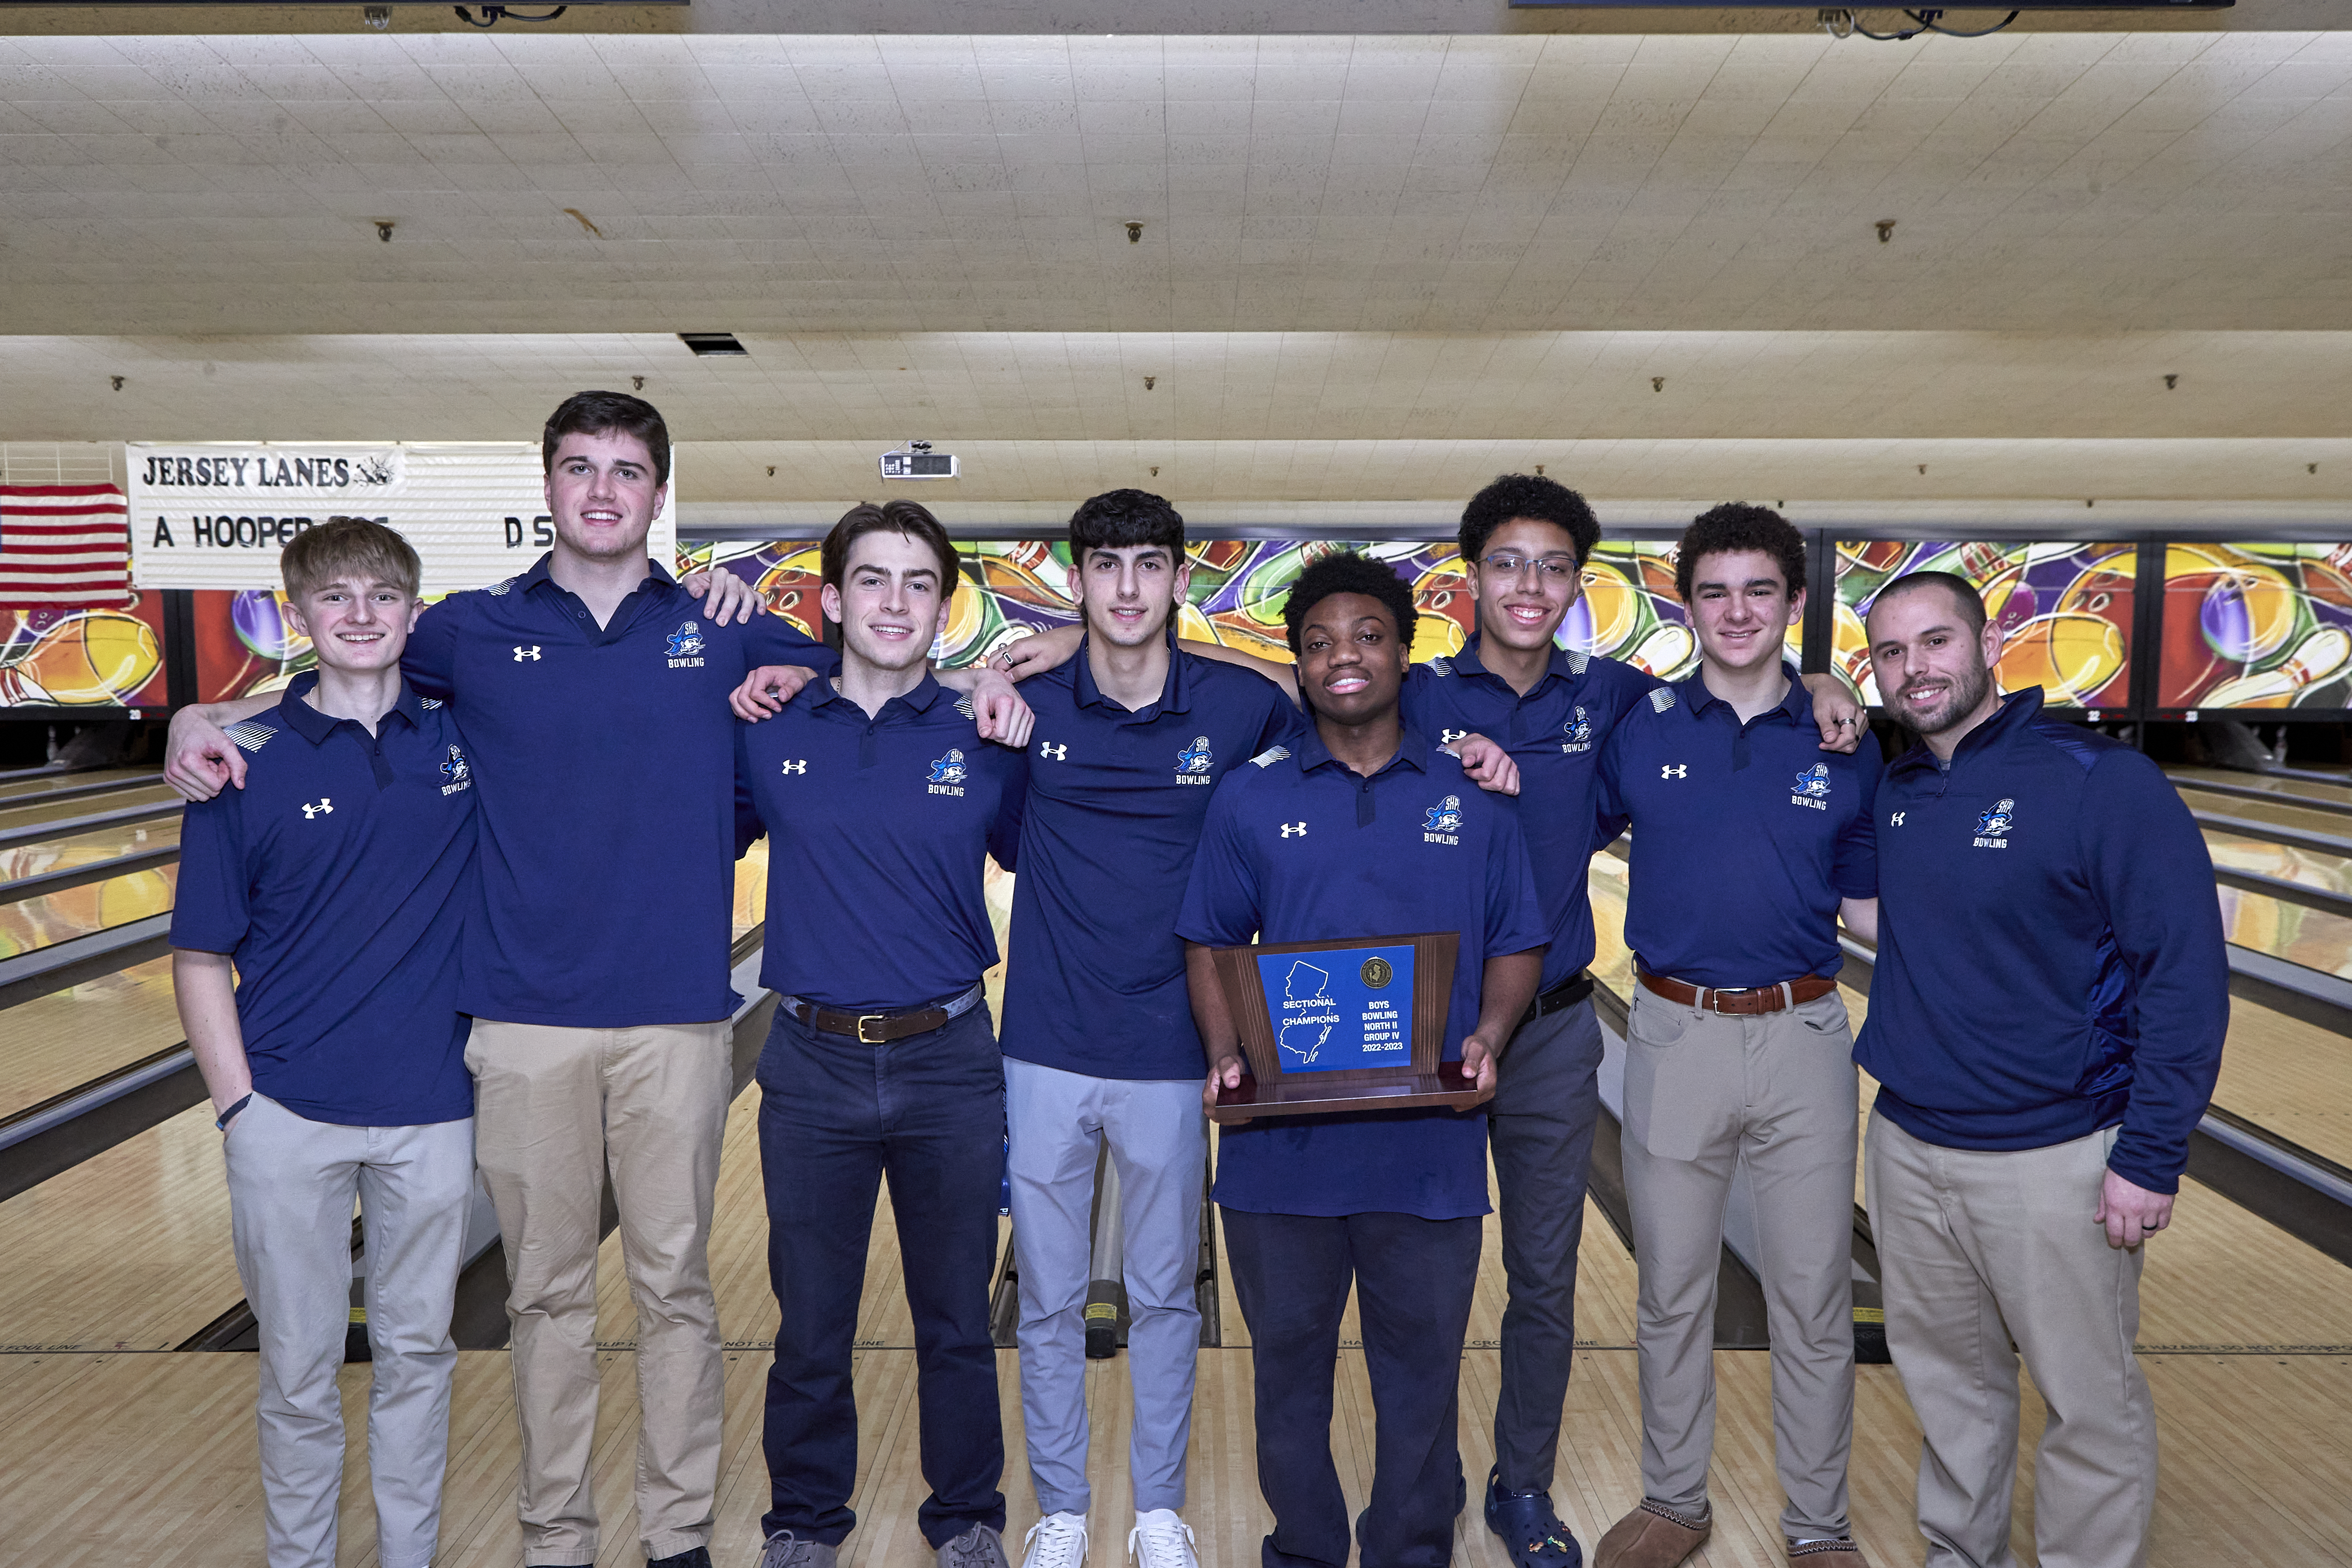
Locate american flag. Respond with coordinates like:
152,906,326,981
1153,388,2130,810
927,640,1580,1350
0,485,133,607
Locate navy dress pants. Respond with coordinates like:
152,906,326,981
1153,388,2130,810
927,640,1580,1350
756,1005,1008,1549
1223,1208,1483,1568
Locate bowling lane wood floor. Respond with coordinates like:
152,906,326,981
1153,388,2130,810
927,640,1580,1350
7,851,2352,1563
5,1077,2351,1567
2175,785,2352,844
0,778,179,836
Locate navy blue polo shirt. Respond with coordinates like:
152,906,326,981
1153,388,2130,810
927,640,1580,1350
1858,689,2227,1193
1001,637,1302,1081
737,672,1026,1011
1177,724,1547,1220
171,673,476,1127
1401,638,1659,991
402,553,834,1026
1599,666,1881,988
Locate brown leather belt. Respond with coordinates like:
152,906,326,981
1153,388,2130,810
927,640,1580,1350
1637,970,1838,1015
782,984,983,1044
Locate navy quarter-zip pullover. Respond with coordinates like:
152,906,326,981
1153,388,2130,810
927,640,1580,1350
1856,688,2227,1194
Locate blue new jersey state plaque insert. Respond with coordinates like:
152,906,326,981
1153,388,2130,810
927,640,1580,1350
1251,944,1418,1073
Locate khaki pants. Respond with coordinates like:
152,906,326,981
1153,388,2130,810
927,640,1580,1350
1620,984,1860,1539
1865,1113,2156,1568
467,1019,732,1565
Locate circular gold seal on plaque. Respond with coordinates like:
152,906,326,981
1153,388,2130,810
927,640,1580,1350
1360,956,1394,989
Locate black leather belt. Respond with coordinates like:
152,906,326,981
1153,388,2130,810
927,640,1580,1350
782,983,984,1044
1522,970,1594,1024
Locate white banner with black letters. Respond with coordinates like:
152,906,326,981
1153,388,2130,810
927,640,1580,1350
128,442,677,592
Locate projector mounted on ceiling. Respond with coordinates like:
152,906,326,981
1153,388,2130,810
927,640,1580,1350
881,442,958,482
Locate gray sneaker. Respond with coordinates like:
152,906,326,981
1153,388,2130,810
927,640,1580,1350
938,1523,1011,1568
759,1531,838,1568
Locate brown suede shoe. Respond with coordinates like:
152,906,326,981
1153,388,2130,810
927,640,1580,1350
1593,1500,1711,1568
1788,1540,1868,1563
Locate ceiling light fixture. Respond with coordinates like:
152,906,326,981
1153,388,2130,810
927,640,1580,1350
453,4,568,25
1818,8,2022,41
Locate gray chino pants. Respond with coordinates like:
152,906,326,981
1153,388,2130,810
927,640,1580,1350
224,1093,476,1568
1005,1057,1206,1518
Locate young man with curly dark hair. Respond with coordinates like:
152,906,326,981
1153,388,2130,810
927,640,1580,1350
1179,550,1547,1568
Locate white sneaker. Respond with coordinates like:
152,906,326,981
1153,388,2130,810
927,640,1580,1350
1022,1511,1088,1568
1127,1510,1197,1568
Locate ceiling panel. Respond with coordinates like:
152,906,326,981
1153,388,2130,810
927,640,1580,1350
2,30,2348,335
7,329,2346,443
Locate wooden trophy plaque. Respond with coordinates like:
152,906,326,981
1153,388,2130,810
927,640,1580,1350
1205,930,1487,1124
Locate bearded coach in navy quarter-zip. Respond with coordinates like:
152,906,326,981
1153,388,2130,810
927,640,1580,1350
1855,571,2225,1568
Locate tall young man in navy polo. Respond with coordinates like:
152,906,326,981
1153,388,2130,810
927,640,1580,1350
736,501,1027,1568
1094,475,1868,1568
1592,506,1881,1568
1179,551,1548,1568
1859,573,2225,1568
174,520,478,1568
989,491,1300,1568
167,392,1032,1568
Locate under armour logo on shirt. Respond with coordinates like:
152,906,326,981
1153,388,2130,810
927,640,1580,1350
1280,822,1307,837
1890,811,1906,826
779,760,807,775
513,646,541,662
1439,728,1469,745
1661,764,1688,779
1039,742,1068,761
301,798,333,819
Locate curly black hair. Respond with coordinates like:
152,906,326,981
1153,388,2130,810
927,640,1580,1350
1458,474,1601,570
1673,502,1806,604
1283,550,1417,658
1068,488,1184,558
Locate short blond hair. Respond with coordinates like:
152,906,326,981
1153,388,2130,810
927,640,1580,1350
282,518,421,601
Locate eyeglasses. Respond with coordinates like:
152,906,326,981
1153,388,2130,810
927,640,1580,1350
1478,554,1579,584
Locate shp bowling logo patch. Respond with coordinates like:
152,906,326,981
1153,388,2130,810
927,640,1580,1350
1974,797,2014,848
1561,706,1593,754
665,620,706,668
1422,794,1464,844
928,748,969,796
1176,734,1215,784
440,744,472,796
1790,763,1830,811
